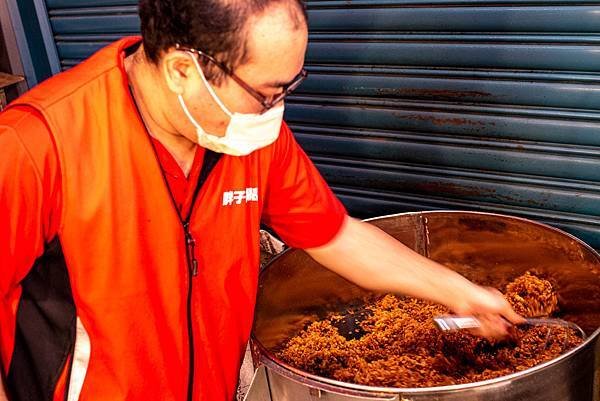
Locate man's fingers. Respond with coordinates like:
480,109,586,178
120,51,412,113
502,304,526,325
472,315,511,340
482,287,525,325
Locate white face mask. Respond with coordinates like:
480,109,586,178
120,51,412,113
177,53,284,156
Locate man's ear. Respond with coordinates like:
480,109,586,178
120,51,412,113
162,50,195,95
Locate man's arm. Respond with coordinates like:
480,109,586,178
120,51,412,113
306,216,523,338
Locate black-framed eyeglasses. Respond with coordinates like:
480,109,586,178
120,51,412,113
175,44,308,112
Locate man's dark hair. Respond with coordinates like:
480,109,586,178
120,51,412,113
138,0,307,83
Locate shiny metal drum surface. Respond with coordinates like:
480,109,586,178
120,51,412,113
251,211,600,401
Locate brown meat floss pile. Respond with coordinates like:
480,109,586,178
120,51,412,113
277,273,583,388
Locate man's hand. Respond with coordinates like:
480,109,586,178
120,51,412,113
451,286,525,339
306,216,523,340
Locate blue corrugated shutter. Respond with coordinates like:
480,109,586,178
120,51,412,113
39,0,600,248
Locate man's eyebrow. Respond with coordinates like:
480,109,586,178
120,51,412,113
262,69,304,88
263,78,295,88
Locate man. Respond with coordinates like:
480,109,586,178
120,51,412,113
0,1,521,400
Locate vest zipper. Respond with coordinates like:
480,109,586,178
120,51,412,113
155,150,221,401
180,151,221,401
183,220,197,401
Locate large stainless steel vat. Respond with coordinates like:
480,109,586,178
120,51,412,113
248,211,600,401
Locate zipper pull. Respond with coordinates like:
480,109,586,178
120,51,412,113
184,222,199,277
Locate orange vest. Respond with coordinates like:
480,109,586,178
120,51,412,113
1,36,346,401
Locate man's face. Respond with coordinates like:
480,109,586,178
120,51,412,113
173,3,308,137
221,5,308,114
